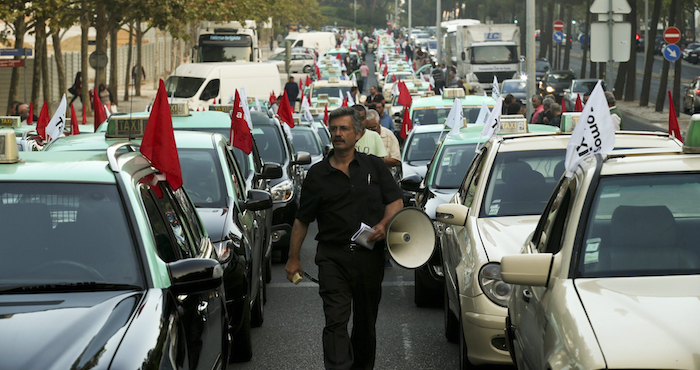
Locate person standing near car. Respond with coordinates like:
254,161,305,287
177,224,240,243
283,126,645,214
285,106,403,370
530,94,544,125
285,76,299,112
605,91,623,130
366,109,400,169
359,63,370,93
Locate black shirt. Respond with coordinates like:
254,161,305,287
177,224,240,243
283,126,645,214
365,93,385,109
296,151,402,244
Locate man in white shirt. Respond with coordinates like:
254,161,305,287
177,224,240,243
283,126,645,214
366,109,400,168
352,105,387,158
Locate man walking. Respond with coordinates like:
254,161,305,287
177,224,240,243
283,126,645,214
359,63,370,93
285,76,299,112
285,106,403,370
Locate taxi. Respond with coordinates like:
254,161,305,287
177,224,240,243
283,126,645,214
309,77,356,110
434,128,683,368
289,116,327,173
409,89,497,126
0,131,229,368
45,116,275,361
501,125,700,369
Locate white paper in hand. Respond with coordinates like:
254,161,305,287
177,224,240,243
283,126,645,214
351,222,376,250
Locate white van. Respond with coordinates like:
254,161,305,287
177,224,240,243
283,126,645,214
165,62,281,110
274,32,336,56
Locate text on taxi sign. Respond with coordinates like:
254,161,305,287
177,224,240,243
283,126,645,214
0,116,20,128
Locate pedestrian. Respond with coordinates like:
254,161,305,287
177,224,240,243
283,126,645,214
8,100,21,116
350,86,360,105
68,72,82,105
17,103,38,124
285,106,403,370
285,76,299,111
340,70,348,81
376,102,395,133
359,63,370,92
270,36,274,51
549,103,562,128
277,33,283,48
530,94,544,125
605,91,623,130
98,83,115,112
502,94,515,115
535,97,553,124
507,101,523,115
365,86,385,110
366,109,400,169
352,104,387,158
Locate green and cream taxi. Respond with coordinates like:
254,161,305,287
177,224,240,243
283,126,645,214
308,77,356,110
407,88,497,127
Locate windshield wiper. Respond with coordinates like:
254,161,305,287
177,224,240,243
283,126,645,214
0,283,142,293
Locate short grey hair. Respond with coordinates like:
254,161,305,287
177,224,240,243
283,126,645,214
532,94,542,104
542,98,554,108
328,106,363,134
366,109,379,123
605,91,616,106
550,103,561,114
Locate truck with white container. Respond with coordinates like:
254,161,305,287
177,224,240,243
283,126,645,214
194,20,261,63
452,23,520,94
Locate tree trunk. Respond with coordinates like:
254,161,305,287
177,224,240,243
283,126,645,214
599,62,606,81
95,1,108,88
640,0,663,107
135,23,143,96
31,18,43,112
624,0,637,102
51,29,66,101
540,0,553,60
614,62,626,100
81,0,90,112
41,22,51,111
655,0,677,112
563,5,572,70
672,0,681,116
109,25,118,100
124,22,133,101
7,16,26,114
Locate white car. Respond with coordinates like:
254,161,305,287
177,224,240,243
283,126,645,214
266,52,315,73
502,135,699,370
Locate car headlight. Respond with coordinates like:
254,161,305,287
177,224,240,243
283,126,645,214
478,263,512,307
270,179,293,203
546,86,555,93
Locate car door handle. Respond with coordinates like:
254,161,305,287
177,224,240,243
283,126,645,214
522,289,532,303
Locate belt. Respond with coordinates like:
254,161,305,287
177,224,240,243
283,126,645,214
320,242,372,252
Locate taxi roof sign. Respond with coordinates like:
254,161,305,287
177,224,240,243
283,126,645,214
0,116,20,128
560,112,581,133
443,88,466,99
499,117,528,134
683,115,700,153
209,104,234,113
169,102,190,116
0,129,19,163
106,116,149,139
317,94,329,101
328,77,339,83
293,117,302,126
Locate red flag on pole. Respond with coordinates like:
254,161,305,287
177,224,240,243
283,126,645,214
28,101,33,124
341,96,348,107
70,103,80,135
93,88,107,133
575,94,583,112
140,79,183,190
300,81,305,103
383,63,388,77
82,105,87,124
561,98,567,113
278,90,295,127
336,53,341,60
230,90,254,154
323,105,329,126
400,107,412,139
36,101,49,140
315,65,321,80
668,90,683,142
398,81,413,107
270,92,277,104
305,75,312,87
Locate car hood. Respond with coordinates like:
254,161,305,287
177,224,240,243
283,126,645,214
547,81,571,90
575,276,700,369
475,216,539,261
424,188,458,219
197,207,229,242
0,291,141,369
402,160,430,179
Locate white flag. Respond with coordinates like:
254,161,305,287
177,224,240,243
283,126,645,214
474,100,491,126
46,94,67,142
104,104,111,119
240,87,253,130
228,91,234,104
429,74,435,88
346,91,355,106
564,81,615,175
476,97,503,151
420,72,425,81
392,82,400,98
351,73,357,86
339,90,345,103
491,76,501,101
444,98,463,137
301,98,314,124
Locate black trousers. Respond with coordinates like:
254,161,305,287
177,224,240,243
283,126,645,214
316,243,386,370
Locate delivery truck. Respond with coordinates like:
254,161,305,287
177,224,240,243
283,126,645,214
194,20,261,63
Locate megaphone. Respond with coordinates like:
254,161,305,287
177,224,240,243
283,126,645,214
385,207,436,269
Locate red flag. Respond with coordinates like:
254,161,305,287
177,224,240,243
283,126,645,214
341,96,348,107
336,53,341,60
36,101,49,140
405,54,408,61
323,105,329,126
398,81,413,107
392,74,397,82
561,98,567,113
305,75,312,87
93,88,107,133
300,81,305,103
575,94,583,112
668,90,683,142
315,65,321,80
383,63,388,77
230,90,254,154
428,84,433,92
70,103,80,135
140,79,183,190
270,92,277,104
82,105,87,124
278,90,295,127
28,101,33,124
400,107,412,139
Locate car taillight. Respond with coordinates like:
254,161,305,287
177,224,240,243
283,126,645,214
696,89,700,94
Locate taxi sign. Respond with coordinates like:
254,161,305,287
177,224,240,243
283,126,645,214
499,118,528,134
0,116,20,128
106,116,149,139
0,129,19,163
169,102,190,116
317,94,329,101
443,88,466,99
397,66,405,71
246,96,256,104
683,115,700,153
209,104,234,113
501,114,525,119
423,91,435,97
293,117,302,126
309,107,324,115
560,112,581,133
408,88,418,94
414,80,423,87
328,77,339,83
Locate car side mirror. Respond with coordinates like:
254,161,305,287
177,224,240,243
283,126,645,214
400,174,424,192
241,189,273,211
258,162,283,179
293,151,312,165
168,258,223,295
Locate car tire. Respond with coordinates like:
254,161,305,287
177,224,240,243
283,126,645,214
303,65,312,73
230,296,253,363
414,268,440,307
459,313,476,369
251,273,265,327
444,290,459,343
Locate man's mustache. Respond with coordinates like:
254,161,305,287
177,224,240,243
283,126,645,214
333,137,345,143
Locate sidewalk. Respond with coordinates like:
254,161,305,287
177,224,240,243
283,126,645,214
615,98,689,137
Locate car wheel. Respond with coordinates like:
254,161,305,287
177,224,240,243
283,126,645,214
459,313,476,369
230,296,253,363
444,289,459,343
251,272,265,327
414,268,441,307
303,65,312,73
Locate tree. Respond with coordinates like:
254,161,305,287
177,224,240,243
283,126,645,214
640,0,662,107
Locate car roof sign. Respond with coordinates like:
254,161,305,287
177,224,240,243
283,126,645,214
106,116,149,139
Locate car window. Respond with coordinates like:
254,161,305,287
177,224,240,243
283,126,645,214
0,182,141,285
430,143,479,189
200,79,220,101
143,183,198,259
459,146,486,207
165,76,205,99
532,178,574,254
253,125,287,164
224,148,247,201
179,149,227,208
405,131,444,162
171,186,208,255
480,149,566,217
412,107,483,126
291,129,322,156
578,173,700,278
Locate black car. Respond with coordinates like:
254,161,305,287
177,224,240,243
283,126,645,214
535,59,551,81
683,77,700,114
686,47,700,64
538,69,575,103
253,113,311,262
500,79,527,105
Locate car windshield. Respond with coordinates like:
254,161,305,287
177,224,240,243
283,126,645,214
546,73,574,83
198,44,251,62
312,86,351,98
471,45,518,64
405,131,445,162
502,80,526,94
578,174,700,278
412,107,485,126
253,125,286,164
572,80,606,93
480,149,565,217
0,183,142,287
431,143,479,188
291,128,322,156
429,40,437,49
387,73,412,81
165,76,205,99
179,149,227,208
536,60,550,72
